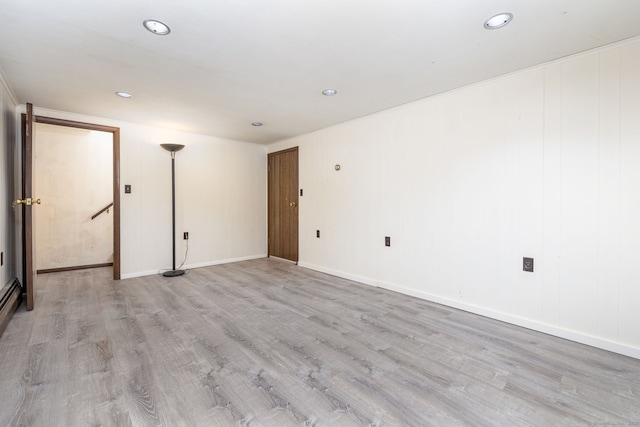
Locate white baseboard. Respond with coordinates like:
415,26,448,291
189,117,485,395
121,269,162,280
183,254,268,270
298,261,640,360
121,254,267,279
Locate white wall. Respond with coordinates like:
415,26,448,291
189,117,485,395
0,70,18,288
34,123,113,270
25,107,267,279
269,37,640,359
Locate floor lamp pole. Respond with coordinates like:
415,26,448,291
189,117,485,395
160,143,185,277
170,151,177,271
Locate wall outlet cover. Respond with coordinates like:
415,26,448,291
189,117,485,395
523,257,534,272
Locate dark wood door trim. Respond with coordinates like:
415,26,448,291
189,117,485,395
23,104,35,310
27,115,121,280
37,262,114,275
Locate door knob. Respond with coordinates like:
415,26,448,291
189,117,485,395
15,198,41,206
289,202,297,207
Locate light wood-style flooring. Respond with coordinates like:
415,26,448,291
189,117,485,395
0,258,639,426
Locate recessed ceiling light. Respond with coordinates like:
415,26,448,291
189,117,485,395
116,91,133,99
251,122,263,127
143,19,171,35
484,13,513,29
322,89,338,96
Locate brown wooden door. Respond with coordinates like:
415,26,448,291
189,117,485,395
22,103,36,310
268,147,299,262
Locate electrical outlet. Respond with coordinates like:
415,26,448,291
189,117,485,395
124,184,131,194
316,230,320,238
523,257,534,272
385,236,391,247
184,232,189,240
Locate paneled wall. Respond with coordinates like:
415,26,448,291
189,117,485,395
0,71,17,288
269,37,640,358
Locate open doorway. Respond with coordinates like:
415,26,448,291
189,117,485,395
22,114,121,283
35,123,113,273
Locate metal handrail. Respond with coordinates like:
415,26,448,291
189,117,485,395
91,202,114,220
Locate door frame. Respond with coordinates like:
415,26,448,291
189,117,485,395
267,146,299,263
21,104,35,309
22,115,121,281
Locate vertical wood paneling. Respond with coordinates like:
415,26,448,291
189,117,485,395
559,55,600,333
438,88,490,304
298,135,328,265
514,69,545,320
402,101,442,295
0,77,18,286
618,42,640,346
325,126,361,274
372,109,404,286
597,48,621,339
285,38,640,356
542,64,563,326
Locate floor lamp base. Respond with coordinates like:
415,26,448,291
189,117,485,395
163,270,185,277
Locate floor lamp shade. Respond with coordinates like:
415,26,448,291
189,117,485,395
161,143,185,277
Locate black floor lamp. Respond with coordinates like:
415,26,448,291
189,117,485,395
160,143,185,277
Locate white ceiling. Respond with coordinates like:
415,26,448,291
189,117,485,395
1,1,640,145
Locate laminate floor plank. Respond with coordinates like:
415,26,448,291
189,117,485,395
1,258,639,426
